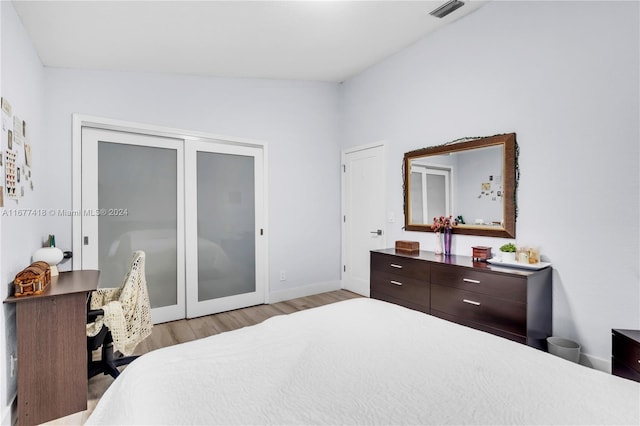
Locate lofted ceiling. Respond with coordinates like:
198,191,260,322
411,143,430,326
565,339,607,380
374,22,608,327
11,0,488,83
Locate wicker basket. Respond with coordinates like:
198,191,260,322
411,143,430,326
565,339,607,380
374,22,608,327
14,261,51,297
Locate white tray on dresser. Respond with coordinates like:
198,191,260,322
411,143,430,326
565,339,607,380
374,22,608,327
487,258,552,270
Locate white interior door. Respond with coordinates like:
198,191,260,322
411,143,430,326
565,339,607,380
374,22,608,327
81,127,186,323
342,144,386,296
184,141,266,318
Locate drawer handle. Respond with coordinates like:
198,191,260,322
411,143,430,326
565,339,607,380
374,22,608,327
390,280,403,286
390,264,403,269
463,278,481,284
463,299,481,306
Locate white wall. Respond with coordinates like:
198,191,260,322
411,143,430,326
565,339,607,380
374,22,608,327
340,0,639,364
1,1,47,422
43,69,342,297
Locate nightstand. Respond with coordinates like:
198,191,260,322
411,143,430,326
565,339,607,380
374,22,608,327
612,329,640,382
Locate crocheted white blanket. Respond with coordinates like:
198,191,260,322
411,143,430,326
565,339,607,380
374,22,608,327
87,251,152,356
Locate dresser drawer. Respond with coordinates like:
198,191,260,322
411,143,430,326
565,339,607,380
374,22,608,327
433,310,527,345
431,264,526,303
371,270,429,308
371,252,429,280
431,283,526,337
612,330,640,376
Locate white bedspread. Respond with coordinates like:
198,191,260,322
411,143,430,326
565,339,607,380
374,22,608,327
87,298,640,425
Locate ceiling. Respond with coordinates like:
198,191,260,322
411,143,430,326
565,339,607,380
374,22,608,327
11,0,488,83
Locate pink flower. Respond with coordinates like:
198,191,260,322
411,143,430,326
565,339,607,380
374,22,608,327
431,215,455,232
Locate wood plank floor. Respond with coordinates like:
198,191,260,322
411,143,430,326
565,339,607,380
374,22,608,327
47,290,361,425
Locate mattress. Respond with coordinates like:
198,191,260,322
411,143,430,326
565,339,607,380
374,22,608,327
87,298,640,425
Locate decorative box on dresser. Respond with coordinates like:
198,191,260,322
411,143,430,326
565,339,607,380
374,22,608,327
370,249,552,350
612,329,640,382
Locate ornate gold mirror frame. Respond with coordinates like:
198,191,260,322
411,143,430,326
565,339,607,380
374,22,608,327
403,133,518,238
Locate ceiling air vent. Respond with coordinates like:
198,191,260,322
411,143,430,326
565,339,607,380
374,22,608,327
429,0,465,18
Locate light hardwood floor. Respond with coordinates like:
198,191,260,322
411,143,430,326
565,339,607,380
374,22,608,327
46,290,361,425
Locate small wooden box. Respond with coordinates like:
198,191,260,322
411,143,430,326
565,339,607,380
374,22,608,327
13,261,51,297
472,246,492,261
395,240,420,255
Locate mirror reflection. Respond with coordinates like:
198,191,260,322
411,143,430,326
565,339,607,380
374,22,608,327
410,144,503,226
404,133,517,238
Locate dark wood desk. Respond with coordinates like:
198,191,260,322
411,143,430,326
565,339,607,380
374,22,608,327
4,270,99,425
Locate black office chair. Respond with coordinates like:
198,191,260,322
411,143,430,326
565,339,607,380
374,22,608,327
87,251,152,379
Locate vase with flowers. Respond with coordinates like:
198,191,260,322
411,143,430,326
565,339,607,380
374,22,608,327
432,215,455,255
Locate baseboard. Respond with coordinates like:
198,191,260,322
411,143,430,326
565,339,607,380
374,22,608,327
268,280,342,304
0,406,8,426
1,394,16,426
580,352,611,373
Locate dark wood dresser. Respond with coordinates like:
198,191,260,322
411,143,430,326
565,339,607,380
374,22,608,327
612,329,640,382
371,249,552,349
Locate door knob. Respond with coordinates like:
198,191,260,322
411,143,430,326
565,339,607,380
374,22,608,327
370,229,383,236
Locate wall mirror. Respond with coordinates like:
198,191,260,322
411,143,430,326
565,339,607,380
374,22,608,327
403,133,518,238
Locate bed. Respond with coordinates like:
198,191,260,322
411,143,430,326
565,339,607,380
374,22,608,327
87,298,640,425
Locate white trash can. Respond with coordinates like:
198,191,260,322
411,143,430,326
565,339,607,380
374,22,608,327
547,337,581,363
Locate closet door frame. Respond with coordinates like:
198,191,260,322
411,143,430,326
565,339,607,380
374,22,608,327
72,114,270,314
81,127,186,324
184,141,267,318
